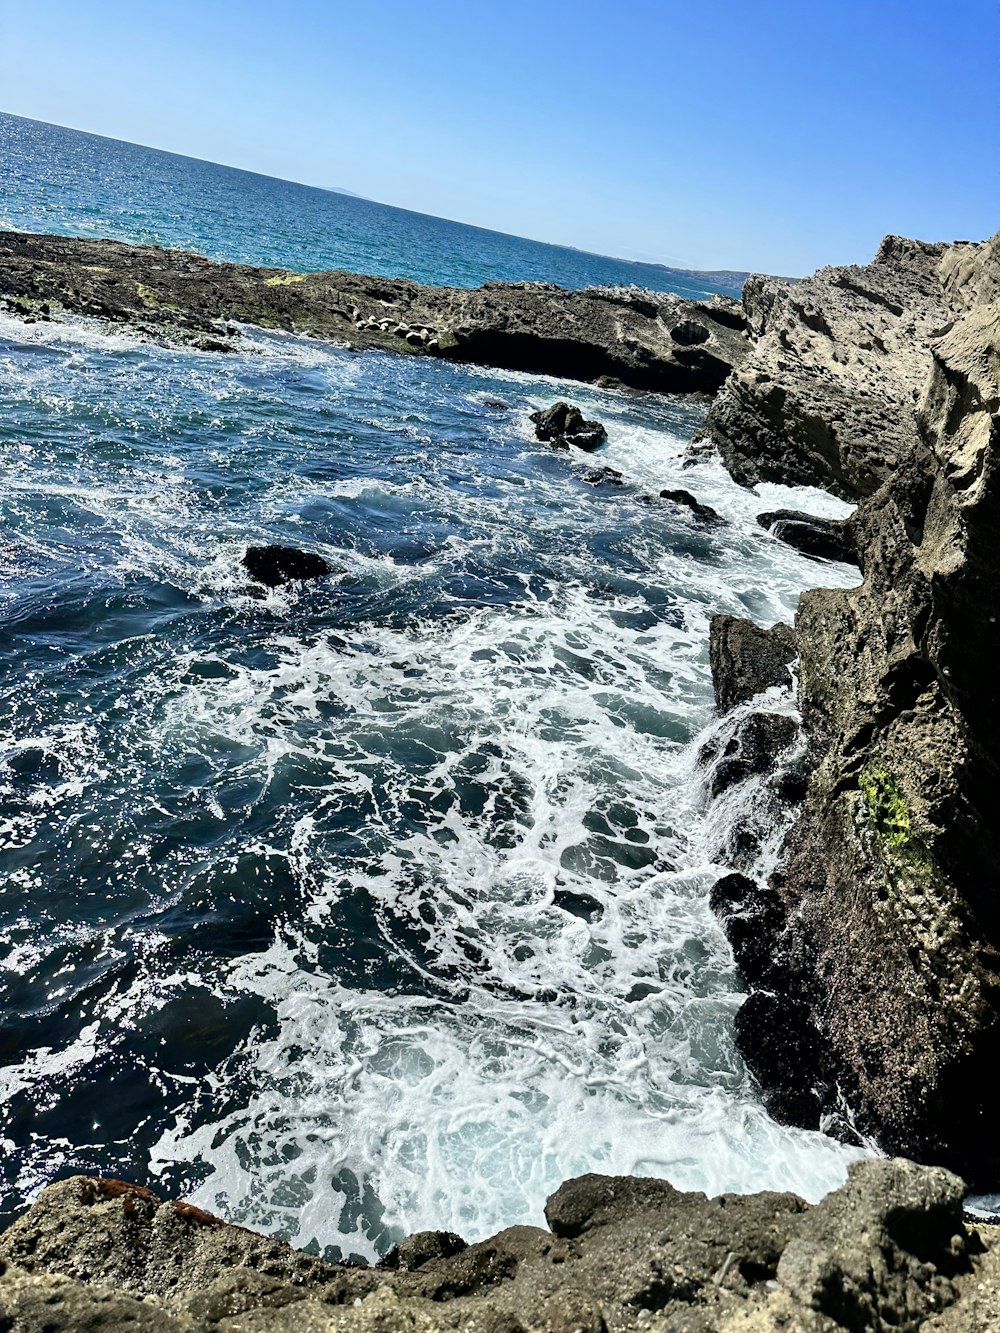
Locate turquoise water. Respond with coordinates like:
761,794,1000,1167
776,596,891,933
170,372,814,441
0,112,864,1257
0,112,740,298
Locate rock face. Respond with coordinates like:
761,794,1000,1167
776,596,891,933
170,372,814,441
709,615,797,711
710,231,1000,1185
0,231,749,394
0,1161,995,1331
701,235,975,498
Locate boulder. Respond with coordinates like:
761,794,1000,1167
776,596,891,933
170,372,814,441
529,401,608,450
242,544,334,588
757,508,858,565
705,711,800,797
656,488,724,523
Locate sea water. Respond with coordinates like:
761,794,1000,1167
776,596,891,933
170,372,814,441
0,112,866,1258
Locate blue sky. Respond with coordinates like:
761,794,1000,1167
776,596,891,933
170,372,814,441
1,0,997,275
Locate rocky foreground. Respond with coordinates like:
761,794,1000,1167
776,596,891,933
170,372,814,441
1,1160,999,1331
0,231,748,393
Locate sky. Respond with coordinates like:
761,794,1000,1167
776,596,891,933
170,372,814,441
0,0,997,276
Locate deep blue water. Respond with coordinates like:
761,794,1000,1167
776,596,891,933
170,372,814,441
0,112,741,298
0,112,863,1258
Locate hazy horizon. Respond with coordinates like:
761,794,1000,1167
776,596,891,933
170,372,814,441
2,0,997,276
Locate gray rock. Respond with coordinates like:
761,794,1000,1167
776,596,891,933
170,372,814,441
709,615,797,712
0,232,749,395
727,231,1000,1184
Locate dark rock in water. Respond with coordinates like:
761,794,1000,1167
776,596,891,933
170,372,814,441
734,991,827,1126
553,888,603,921
593,374,628,389
656,489,724,524
530,401,608,451
757,508,858,565
378,1229,468,1271
707,711,799,797
483,398,510,410
709,615,796,712
581,466,624,487
709,872,785,985
242,544,334,588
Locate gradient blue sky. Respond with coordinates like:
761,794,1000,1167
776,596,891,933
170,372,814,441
1,0,997,275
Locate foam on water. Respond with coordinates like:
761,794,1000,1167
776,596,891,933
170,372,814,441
0,309,869,1254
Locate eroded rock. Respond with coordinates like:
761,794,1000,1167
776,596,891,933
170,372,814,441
529,401,608,450
709,615,797,712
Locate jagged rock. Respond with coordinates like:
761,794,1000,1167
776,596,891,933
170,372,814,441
701,234,973,498
242,544,335,588
757,509,858,565
709,615,797,712
529,401,608,450
709,872,784,985
581,466,624,486
705,711,800,797
722,231,1000,1185
378,1231,468,1272
1,1163,991,1331
0,232,749,394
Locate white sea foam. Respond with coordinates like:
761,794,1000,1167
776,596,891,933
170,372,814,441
1,319,871,1250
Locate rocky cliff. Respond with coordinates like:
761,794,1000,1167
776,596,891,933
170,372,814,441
0,231,748,393
707,232,1000,1184
1,1160,997,1331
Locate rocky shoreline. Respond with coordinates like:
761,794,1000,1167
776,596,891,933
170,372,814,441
1,226,999,1328
0,231,748,393
703,231,1000,1188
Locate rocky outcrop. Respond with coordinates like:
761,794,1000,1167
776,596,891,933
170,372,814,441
701,236,977,498
0,1161,996,1330
709,615,797,711
711,231,1000,1185
0,231,749,393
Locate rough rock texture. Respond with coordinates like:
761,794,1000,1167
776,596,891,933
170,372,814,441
713,231,1000,1184
709,615,797,712
0,231,749,393
701,236,977,498
1,1162,997,1330
529,400,608,449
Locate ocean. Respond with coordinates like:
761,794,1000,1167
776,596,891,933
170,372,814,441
0,110,865,1260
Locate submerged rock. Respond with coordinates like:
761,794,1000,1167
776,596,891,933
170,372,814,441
709,614,797,712
242,544,334,588
529,400,608,450
757,508,858,565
